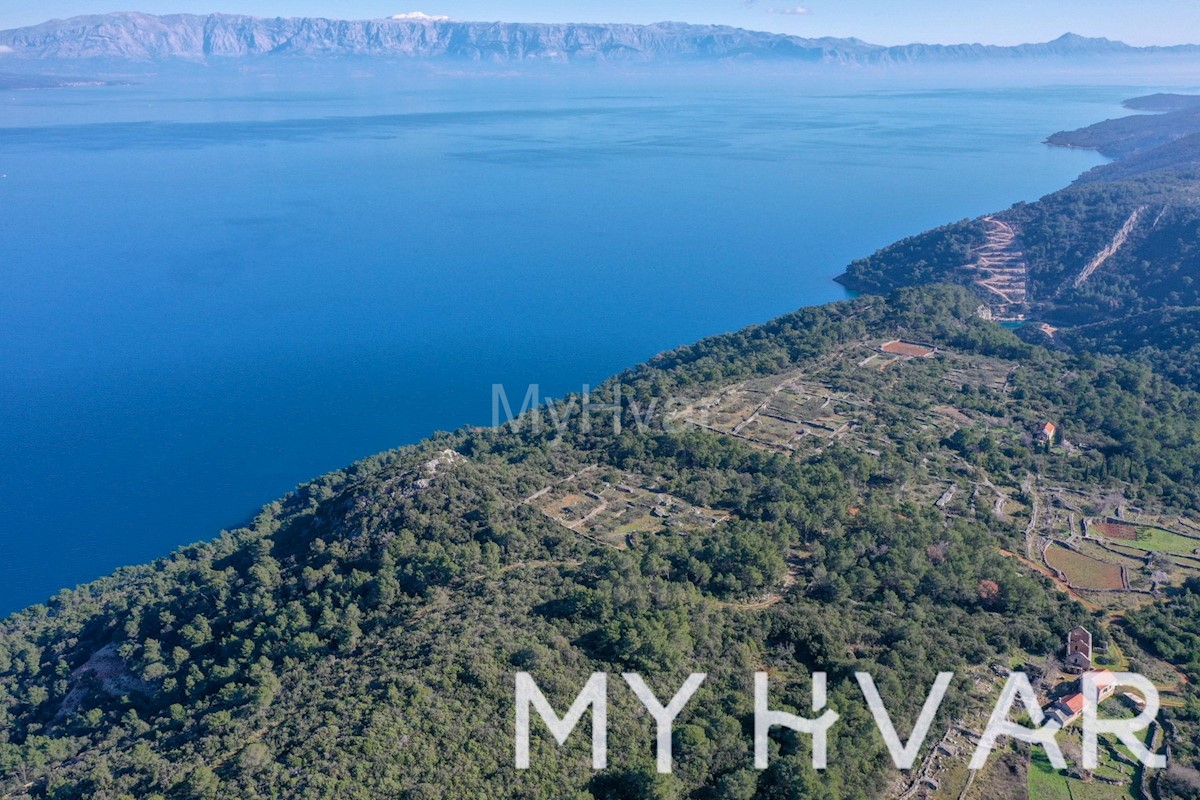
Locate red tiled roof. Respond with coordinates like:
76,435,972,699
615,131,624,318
1060,693,1085,714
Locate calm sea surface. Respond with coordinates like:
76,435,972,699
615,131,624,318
0,65,1188,614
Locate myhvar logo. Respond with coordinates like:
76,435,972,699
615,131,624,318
492,383,689,442
514,671,1166,773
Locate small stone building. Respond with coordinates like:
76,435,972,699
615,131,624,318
1039,422,1058,445
1065,626,1093,674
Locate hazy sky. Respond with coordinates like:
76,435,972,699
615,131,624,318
3,0,1199,47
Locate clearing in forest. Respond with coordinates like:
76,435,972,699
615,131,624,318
968,216,1028,309
1045,544,1126,591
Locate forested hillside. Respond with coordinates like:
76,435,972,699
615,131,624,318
1,286,1198,798
838,94,1200,333
5,97,1200,800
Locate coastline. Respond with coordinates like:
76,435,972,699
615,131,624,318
0,81,1132,618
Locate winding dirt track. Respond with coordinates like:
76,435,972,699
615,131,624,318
971,217,1028,305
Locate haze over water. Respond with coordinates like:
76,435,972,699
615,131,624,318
0,63,1184,614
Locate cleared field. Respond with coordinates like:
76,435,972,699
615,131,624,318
858,353,899,370
1163,559,1200,580
1028,750,1135,800
1045,544,1125,591
1027,753,1071,800
613,516,663,537
1091,518,1200,556
1078,539,1143,571
1091,521,1138,541
881,339,936,357
1133,527,1200,556
1103,540,1150,559
959,752,1026,800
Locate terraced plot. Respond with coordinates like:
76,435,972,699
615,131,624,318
1090,521,1138,541
1045,544,1126,591
1093,524,1200,556
880,339,936,358
673,375,861,452
1028,749,1135,800
1131,526,1200,556
527,469,729,547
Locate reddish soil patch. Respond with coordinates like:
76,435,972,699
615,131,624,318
881,340,936,358
1093,521,1138,541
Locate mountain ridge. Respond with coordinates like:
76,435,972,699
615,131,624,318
1,12,1197,63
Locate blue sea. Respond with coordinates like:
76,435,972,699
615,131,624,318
0,64,1189,614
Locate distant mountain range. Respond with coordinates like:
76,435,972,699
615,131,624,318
0,12,1196,63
